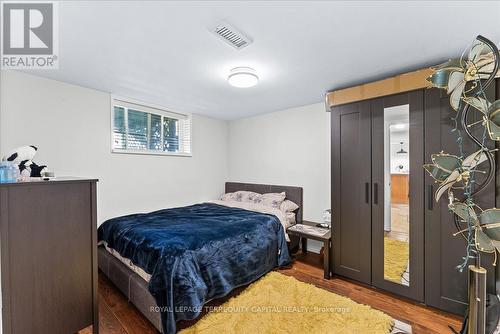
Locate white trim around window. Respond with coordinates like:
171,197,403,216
110,95,192,157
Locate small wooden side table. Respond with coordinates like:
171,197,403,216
287,220,331,279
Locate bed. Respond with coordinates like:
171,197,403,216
98,182,303,333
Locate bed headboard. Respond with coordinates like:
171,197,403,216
225,182,304,223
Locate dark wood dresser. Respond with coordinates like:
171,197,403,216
0,178,98,334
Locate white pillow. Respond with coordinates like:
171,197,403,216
258,192,286,209
280,199,299,213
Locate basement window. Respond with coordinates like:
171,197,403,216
111,97,192,156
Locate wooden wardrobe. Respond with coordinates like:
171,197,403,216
328,71,499,315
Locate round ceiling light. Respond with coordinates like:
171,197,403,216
227,67,259,88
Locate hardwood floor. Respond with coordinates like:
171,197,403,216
87,253,462,334
281,253,462,334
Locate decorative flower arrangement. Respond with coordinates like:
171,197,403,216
425,35,500,269
424,150,487,202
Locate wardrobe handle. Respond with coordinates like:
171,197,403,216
365,182,369,203
373,183,379,205
427,184,434,210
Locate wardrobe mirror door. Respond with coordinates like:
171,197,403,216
372,91,424,302
383,104,410,286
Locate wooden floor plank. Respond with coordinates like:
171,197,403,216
98,297,129,334
97,252,463,334
98,274,159,334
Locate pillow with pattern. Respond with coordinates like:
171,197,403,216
258,192,286,209
220,192,236,201
280,199,299,213
232,191,262,203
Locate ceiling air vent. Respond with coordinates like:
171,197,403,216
211,22,252,50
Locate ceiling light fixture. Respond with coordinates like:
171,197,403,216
397,142,408,154
227,67,259,88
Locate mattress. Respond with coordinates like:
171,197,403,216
103,243,151,282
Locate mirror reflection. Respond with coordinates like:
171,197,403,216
384,104,410,286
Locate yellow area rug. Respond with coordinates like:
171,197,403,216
180,271,394,334
384,237,409,283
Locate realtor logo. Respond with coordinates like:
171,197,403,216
1,1,58,69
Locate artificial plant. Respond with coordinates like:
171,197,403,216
424,35,500,270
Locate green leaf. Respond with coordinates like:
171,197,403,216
431,153,461,172
462,150,487,169
427,70,454,89
475,229,496,253
486,120,500,141
479,209,500,242
463,96,490,115
487,100,500,124
449,202,478,223
423,164,450,182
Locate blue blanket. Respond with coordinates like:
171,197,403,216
98,203,291,333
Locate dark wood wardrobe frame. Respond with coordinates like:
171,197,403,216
330,78,500,314
331,100,372,284
371,91,425,302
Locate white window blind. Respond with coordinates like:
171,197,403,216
111,97,192,156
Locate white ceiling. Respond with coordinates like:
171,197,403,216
29,1,500,120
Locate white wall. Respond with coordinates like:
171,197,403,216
228,103,330,251
0,71,229,224
0,71,330,251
